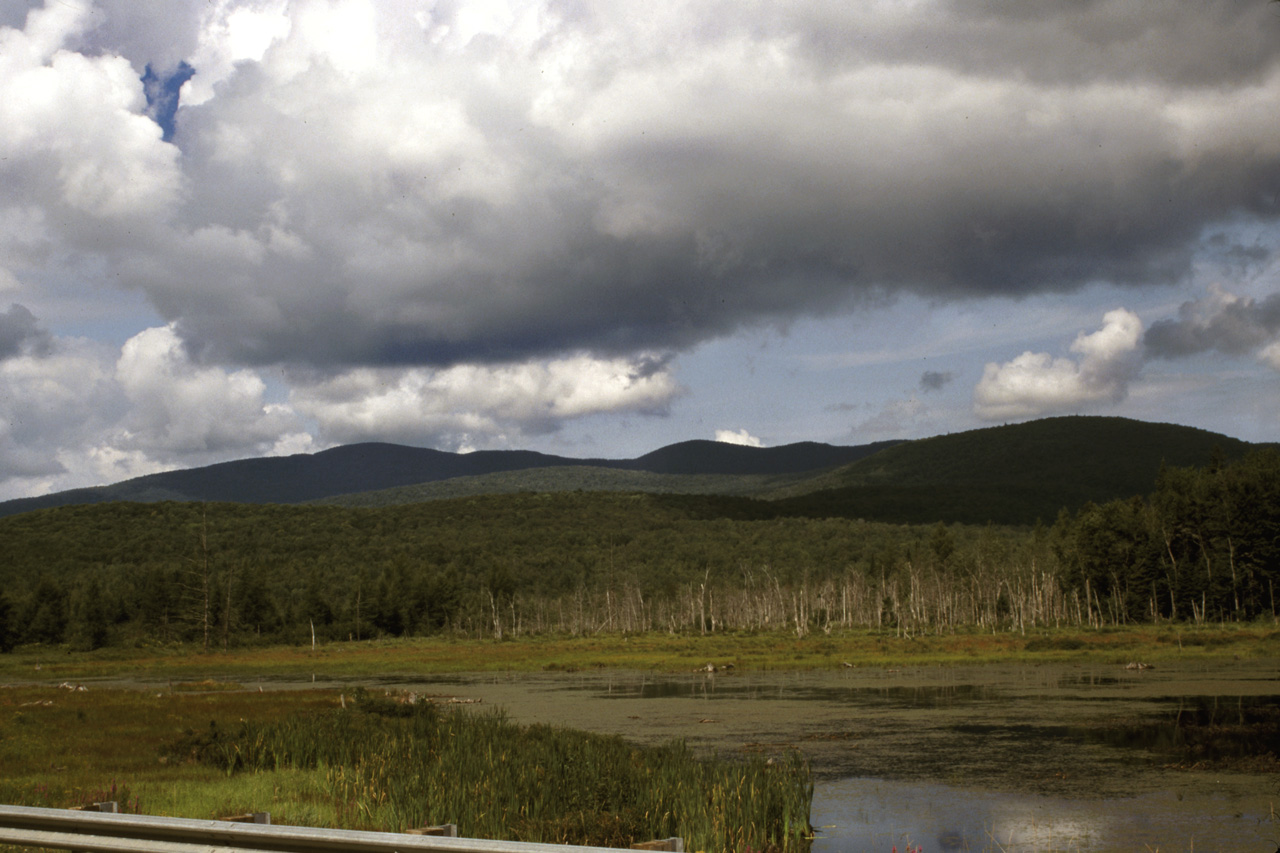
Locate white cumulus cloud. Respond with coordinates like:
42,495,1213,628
0,1,182,221
0,324,309,499
973,309,1144,420
291,353,682,449
114,324,306,456
0,336,126,498
714,428,763,447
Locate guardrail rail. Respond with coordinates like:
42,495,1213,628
0,805,683,853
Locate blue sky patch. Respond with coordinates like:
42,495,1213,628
142,61,195,143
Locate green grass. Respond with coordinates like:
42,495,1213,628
0,685,337,817
3,624,1275,683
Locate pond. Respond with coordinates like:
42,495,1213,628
116,660,1279,852
314,661,1280,853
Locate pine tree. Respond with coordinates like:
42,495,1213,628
0,590,14,652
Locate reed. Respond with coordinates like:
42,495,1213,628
187,689,814,853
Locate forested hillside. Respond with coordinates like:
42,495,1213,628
0,439,895,517
317,417,1256,526
762,416,1261,524
1,449,1275,652
311,466,795,507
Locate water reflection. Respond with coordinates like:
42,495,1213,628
812,777,1279,853
592,673,1005,707
1085,694,1280,765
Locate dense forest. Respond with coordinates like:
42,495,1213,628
1055,449,1280,624
0,450,1276,652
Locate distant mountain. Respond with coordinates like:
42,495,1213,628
314,467,800,508
0,416,1263,524
626,439,900,476
0,438,895,518
765,416,1260,525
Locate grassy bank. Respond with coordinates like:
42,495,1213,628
2,624,1276,684
0,685,336,820
0,684,811,852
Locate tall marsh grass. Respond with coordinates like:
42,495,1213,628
180,689,813,852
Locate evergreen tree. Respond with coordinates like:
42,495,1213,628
0,590,14,652
25,579,67,645
68,577,109,651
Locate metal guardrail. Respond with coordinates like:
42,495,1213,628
0,805,682,853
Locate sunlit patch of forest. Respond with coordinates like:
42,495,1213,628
0,451,1276,652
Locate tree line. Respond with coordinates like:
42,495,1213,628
1053,448,1280,625
0,450,1275,651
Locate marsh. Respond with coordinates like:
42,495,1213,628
302,660,1278,852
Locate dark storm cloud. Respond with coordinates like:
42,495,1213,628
10,0,1280,371
0,1,27,29
920,371,954,392
0,304,51,360
789,0,1280,88
1144,289,1280,359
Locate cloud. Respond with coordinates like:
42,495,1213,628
1261,341,1280,372
0,335,127,495
714,428,763,447
973,309,1144,420
852,398,929,440
2,1,1280,498
0,2,182,221
0,309,683,496
0,321,308,498
0,303,51,359
2,0,1274,372
113,324,305,456
290,353,682,449
920,370,954,392
1144,284,1280,364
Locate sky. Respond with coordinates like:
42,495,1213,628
0,0,1279,500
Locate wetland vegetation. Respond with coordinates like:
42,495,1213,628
3,656,1277,852
1,678,812,852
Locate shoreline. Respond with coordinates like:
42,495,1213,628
2,623,1276,684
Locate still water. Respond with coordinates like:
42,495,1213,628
252,662,1279,852
801,667,1276,853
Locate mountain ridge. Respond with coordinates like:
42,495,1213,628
313,416,1266,524
0,416,1266,524
0,437,896,517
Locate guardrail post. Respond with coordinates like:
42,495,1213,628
406,823,458,836
630,838,683,852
